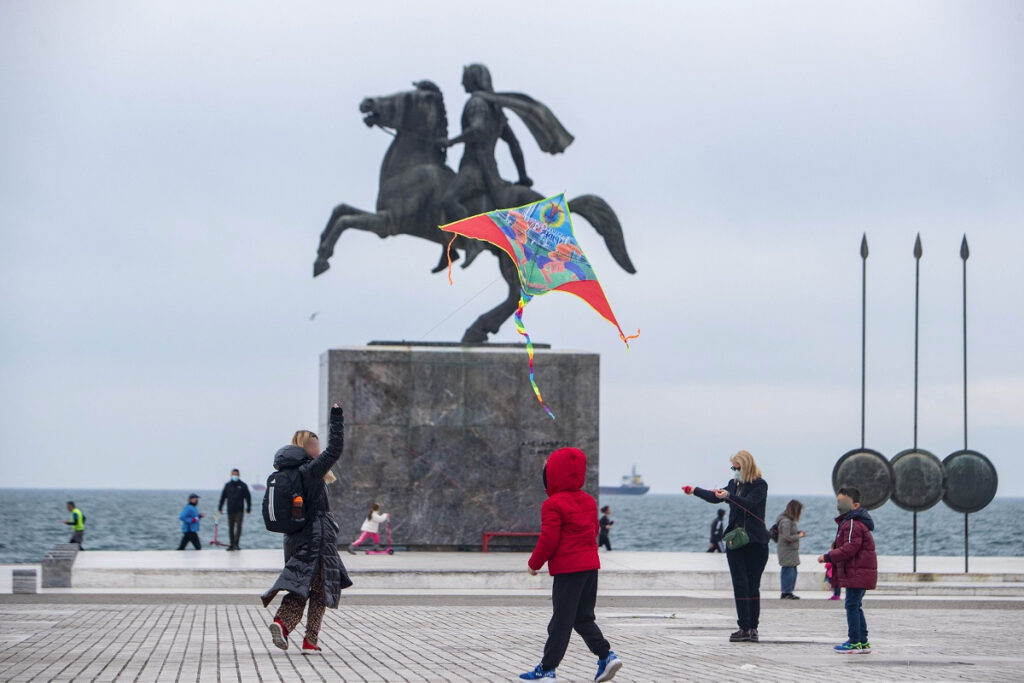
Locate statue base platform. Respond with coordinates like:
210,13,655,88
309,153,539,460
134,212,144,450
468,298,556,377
320,344,599,549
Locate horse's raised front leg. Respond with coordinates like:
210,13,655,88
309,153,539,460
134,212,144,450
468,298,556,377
461,253,520,344
314,204,386,276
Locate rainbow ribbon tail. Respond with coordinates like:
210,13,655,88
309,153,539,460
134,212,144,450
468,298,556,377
513,292,555,420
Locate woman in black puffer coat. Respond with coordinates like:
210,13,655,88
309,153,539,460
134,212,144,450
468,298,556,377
262,404,352,652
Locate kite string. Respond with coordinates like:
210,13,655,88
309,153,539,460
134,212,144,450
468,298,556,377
513,291,555,420
419,274,503,341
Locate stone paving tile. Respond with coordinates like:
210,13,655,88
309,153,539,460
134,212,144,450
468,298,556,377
1,601,1022,682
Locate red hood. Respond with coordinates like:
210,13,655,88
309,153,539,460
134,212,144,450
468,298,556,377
545,447,587,495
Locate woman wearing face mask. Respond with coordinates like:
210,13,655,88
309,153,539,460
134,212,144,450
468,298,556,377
261,404,351,653
684,450,769,642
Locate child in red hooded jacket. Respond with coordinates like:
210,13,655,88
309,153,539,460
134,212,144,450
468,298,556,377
520,448,623,681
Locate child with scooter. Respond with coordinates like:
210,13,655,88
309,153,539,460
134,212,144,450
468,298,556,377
347,503,390,554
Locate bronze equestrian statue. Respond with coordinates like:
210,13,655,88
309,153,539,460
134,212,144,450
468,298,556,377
313,65,635,344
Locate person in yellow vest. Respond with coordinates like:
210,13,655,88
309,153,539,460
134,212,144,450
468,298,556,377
64,501,85,547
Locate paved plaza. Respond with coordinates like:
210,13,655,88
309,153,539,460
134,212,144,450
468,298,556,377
1,596,1022,682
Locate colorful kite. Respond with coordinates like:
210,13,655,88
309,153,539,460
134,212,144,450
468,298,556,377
441,193,638,418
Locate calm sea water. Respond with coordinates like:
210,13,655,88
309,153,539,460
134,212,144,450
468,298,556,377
1,489,1021,564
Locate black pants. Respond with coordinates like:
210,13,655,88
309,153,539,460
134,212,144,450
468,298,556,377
726,542,769,630
598,534,611,551
178,532,201,550
228,512,244,548
541,570,611,671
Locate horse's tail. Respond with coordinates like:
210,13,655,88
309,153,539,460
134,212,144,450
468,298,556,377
568,195,636,274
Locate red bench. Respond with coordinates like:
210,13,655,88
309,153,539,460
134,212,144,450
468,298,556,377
482,531,540,553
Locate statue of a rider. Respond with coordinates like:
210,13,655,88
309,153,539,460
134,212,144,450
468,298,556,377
442,64,574,266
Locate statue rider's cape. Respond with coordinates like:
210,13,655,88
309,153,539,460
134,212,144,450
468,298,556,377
477,92,575,154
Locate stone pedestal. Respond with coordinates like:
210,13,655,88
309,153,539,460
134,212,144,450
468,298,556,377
320,345,599,550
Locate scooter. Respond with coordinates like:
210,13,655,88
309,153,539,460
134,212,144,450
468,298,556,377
209,512,230,547
364,521,394,555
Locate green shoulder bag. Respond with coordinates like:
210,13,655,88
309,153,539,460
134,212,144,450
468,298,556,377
723,526,749,550
722,484,750,550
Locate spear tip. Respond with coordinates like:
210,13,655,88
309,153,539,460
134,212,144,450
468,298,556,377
914,233,923,259
860,233,869,259
960,234,970,260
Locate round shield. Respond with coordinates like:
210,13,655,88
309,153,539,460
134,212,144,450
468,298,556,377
890,448,945,511
832,448,893,511
942,449,998,513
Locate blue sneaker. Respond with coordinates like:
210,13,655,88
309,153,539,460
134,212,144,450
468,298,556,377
595,651,622,681
834,640,859,653
520,664,556,680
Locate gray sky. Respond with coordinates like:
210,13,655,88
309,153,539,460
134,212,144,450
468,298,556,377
1,1,1022,496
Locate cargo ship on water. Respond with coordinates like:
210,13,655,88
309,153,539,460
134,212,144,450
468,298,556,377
599,465,650,495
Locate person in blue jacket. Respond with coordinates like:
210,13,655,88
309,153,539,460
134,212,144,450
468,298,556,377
177,493,204,550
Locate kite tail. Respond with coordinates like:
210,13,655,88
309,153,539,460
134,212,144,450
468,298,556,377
445,234,457,286
513,292,555,419
618,327,641,349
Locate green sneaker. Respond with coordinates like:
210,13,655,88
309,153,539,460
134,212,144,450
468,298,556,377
855,641,871,654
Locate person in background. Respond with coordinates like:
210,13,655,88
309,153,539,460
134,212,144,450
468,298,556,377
817,486,878,654
775,499,806,599
707,508,726,552
598,505,614,551
824,562,841,600
684,450,769,643
348,503,389,554
177,494,203,550
63,501,85,547
218,468,252,551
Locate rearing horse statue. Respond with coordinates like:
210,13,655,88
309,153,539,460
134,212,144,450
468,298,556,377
313,81,636,344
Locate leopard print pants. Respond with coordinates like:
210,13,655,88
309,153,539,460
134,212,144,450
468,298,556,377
274,561,326,645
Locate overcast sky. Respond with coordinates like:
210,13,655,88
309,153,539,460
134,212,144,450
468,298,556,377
1,1,1022,496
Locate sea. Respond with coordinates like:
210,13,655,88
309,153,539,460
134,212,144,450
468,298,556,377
1,489,1022,565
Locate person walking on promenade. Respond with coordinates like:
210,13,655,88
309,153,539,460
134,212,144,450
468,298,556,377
177,494,203,550
775,499,806,599
817,486,877,654
684,450,769,642
347,503,389,554
520,447,623,681
598,505,614,551
218,468,252,551
262,405,351,654
707,508,726,552
63,501,85,547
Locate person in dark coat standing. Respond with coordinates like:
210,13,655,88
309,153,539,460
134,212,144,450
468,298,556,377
262,404,352,653
218,469,252,551
817,486,877,654
707,509,726,552
598,506,614,551
684,450,769,642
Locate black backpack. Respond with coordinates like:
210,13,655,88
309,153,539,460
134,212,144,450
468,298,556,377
769,522,780,543
263,468,307,534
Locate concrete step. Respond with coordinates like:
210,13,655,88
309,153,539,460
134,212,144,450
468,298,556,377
58,550,1024,597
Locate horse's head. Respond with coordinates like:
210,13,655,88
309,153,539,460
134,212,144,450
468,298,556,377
360,82,448,145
